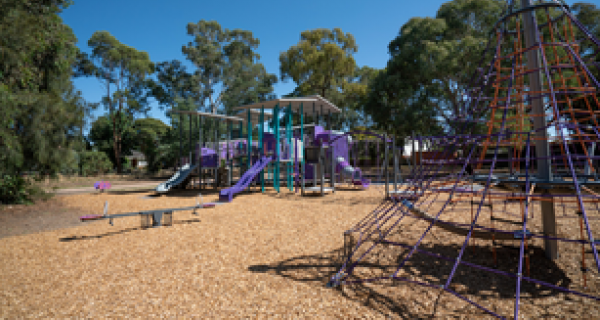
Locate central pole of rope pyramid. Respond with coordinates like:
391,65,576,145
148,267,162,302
521,0,558,259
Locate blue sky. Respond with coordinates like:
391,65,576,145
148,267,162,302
60,0,454,133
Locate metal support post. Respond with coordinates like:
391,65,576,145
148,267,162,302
385,134,389,198
301,103,305,195
521,0,557,259
274,104,280,193
260,106,265,192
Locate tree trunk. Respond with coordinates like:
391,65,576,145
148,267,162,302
112,112,123,174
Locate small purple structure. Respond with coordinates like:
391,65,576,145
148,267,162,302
94,181,111,192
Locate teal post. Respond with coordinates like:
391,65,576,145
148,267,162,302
247,109,252,174
239,121,243,170
287,103,293,191
260,106,265,192
274,104,280,193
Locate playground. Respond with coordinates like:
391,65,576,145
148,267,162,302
2,1,600,317
1,78,600,317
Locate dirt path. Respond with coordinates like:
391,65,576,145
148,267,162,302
1,181,163,238
48,182,160,195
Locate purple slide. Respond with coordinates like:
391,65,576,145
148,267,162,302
219,156,272,202
335,156,370,188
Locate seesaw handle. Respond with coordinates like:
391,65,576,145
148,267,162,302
80,215,104,221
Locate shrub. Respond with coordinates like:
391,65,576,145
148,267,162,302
80,151,113,176
0,174,52,205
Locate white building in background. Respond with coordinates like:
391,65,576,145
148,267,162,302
402,137,431,157
124,150,147,168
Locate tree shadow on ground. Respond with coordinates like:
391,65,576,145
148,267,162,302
59,218,201,241
266,191,384,207
247,241,574,319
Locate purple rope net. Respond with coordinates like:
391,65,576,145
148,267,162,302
328,2,600,318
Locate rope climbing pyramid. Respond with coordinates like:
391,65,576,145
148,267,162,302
328,1,600,318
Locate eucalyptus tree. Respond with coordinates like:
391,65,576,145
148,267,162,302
280,28,360,128
87,31,154,173
182,20,277,115
280,28,358,99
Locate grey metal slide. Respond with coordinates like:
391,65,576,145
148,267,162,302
156,163,199,193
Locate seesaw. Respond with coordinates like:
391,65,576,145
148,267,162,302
80,194,220,228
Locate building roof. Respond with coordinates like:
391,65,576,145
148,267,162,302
235,109,274,123
169,110,244,122
232,95,341,115
124,150,146,161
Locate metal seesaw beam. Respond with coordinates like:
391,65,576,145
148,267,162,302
80,199,219,228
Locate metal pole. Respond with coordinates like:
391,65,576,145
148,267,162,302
274,104,280,193
393,135,398,191
247,109,252,191
287,103,293,191
189,113,192,166
329,132,335,193
320,144,325,196
313,103,317,189
385,134,389,198
260,106,265,192
412,131,417,180
215,120,219,190
179,110,183,170
328,110,335,192
521,0,557,260
300,103,305,195
239,121,243,174
227,120,232,186
200,116,204,189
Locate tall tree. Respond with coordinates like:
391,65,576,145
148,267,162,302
182,20,277,115
364,0,507,140
0,0,88,180
87,31,154,173
279,28,358,99
147,60,202,168
88,114,137,167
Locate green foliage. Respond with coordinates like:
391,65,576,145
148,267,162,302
182,20,277,114
148,60,199,112
361,0,507,141
280,28,358,98
0,0,88,186
133,118,171,173
121,157,131,172
60,149,80,175
89,115,174,173
80,151,113,176
0,175,32,205
0,174,52,205
279,28,371,131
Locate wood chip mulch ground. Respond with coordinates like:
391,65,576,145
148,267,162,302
0,185,598,318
